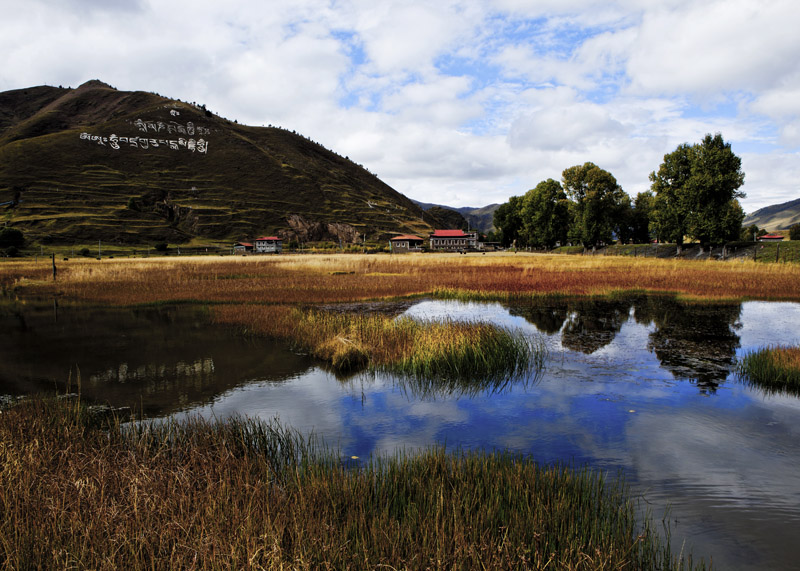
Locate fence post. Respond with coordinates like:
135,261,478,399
776,244,780,263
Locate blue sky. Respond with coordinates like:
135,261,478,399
2,0,799,211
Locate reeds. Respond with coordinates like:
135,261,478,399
3,253,800,306
213,304,544,381
737,345,800,395
0,397,707,570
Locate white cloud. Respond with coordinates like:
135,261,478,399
1,0,798,211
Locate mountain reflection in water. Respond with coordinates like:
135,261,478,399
0,301,317,415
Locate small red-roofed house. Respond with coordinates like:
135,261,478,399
757,234,784,242
390,234,424,252
429,229,478,251
233,241,254,255
254,236,283,253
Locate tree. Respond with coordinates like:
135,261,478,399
741,223,760,242
493,196,524,248
650,133,745,250
631,191,654,244
685,134,745,247
649,143,693,250
562,163,629,249
520,179,570,249
0,227,24,249
790,224,800,241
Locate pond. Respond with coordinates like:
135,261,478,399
2,295,800,570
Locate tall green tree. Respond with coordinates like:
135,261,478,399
492,196,524,248
631,191,654,244
562,163,629,249
520,179,570,249
649,143,693,250
686,134,745,247
650,133,745,250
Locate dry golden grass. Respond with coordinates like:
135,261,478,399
2,252,799,304
0,398,704,570
213,304,540,378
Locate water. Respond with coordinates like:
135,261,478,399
2,296,800,569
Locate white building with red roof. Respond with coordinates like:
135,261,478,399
429,229,478,251
254,236,283,253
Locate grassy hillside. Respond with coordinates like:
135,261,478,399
0,81,441,246
743,198,800,231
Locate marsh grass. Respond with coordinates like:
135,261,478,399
3,253,799,305
213,304,543,380
0,398,707,570
737,345,800,395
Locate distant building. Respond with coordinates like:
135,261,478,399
233,242,254,255
429,229,478,251
758,234,784,242
254,236,283,253
390,234,424,252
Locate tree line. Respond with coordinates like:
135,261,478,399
493,133,748,251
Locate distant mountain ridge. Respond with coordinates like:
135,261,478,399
743,198,800,231
0,80,447,245
413,200,499,233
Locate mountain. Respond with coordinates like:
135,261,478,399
0,80,442,246
743,198,800,231
413,200,500,233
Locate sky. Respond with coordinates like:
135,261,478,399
2,0,799,213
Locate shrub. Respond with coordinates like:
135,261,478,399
790,224,800,241
78,247,91,257
154,242,168,252
0,227,24,249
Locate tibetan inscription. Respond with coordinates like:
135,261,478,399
79,132,208,154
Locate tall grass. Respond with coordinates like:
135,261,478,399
3,253,799,305
737,345,800,395
213,304,544,381
0,398,707,570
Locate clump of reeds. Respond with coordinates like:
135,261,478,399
0,397,707,570
737,345,800,394
213,304,544,381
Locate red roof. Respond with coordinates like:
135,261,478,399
255,236,281,241
236,242,253,247
431,229,469,237
391,234,423,241
759,234,784,239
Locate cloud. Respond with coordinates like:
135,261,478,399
1,0,798,211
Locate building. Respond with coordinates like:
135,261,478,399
390,234,424,253
233,242,253,255
429,229,478,251
254,236,283,253
758,234,785,242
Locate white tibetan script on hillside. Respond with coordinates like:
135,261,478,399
132,118,211,136
79,132,208,154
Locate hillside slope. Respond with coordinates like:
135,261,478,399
414,200,499,233
0,80,439,245
743,198,800,231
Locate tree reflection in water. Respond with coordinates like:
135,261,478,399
511,296,742,394
633,297,742,394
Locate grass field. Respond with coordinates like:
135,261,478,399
0,397,707,570
3,251,798,304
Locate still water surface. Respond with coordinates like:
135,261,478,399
2,296,800,570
